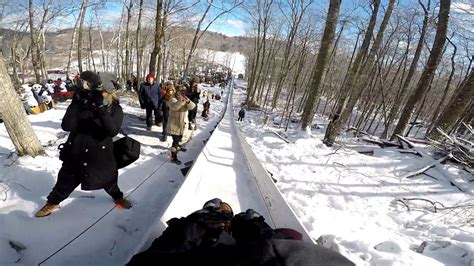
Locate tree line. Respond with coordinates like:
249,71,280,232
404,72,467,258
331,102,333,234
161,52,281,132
0,0,242,157
243,0,472,146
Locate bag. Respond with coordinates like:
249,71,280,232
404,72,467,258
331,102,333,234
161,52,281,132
113,136,141,169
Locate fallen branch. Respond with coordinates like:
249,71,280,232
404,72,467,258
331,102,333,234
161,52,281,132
402,154,451,179
398,197,474,213
397,149,423,157
271,130,290,143
361,137,399,148
348,126,371,137
404,137,431,145
356,150,374,156
461,122,473,135
362,137,384,147
396,134,415,149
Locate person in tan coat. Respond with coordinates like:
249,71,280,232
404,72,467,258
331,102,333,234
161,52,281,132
166,86,196,164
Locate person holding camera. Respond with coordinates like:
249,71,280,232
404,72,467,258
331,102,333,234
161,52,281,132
35,71,131,218
167,86,195,165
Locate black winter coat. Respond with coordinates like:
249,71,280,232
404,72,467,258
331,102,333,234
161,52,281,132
61,95,123,190
139,82,161,109
186,87,200,104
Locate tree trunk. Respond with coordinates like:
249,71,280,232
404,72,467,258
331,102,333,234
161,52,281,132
135,0,144,85
391,0,451,139
300,0,341,132
323,0,382,146
428,70,473,140
184,1,212,75
88,24,96,72
149,0,163,76
383,0,430,139
0,55,43,157
28,0,41,83
77,0,89,73
124,0,133,83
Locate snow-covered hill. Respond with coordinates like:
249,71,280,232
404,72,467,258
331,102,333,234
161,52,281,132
232,80,474,266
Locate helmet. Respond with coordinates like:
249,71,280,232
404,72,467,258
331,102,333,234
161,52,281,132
32,84,42,92
41,95,52,104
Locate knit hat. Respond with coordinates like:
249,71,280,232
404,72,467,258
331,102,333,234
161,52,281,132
146,74,155,81
80,71,101,88
203,198,233,216
97,72,118,93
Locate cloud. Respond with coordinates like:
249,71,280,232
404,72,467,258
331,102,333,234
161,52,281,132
225,19,245,29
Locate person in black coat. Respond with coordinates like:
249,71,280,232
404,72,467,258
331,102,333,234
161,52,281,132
128,199,354,266
237,107,245,122
139,74,162,130
35,71,131,218
186,81,200,130
202,100,210,119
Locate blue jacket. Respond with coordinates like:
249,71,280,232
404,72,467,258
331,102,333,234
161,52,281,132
140,82,161,109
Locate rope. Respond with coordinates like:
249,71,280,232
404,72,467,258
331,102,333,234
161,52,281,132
38,157,168,265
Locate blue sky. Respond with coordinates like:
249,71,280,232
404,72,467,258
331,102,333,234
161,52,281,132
2,0,473,38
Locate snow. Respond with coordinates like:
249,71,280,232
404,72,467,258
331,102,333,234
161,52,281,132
0,84,226,264
196,49,246,77
1,78,473,265
232,80,474,266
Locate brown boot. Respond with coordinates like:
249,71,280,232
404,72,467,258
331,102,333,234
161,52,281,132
114,198,132,209
35,203,60,217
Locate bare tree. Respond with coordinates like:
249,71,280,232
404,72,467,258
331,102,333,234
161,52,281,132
66,0,89,77
322,0,382,146
77,0,90,73
391,0,451,139
0,55,43,157
136,0,144,84
149,0,164,76
300,0,341,132
123,0,133,84
428,69,473,140
382,0,431,139
183,0,242,75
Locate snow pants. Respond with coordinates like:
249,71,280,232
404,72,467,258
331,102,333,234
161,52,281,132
146,106,163,128
47,167,123,205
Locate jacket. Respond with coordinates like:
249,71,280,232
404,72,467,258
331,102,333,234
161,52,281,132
61,95,123,190
167,97,196,136
139,82,161,109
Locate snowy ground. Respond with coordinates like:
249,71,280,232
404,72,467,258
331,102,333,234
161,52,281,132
232,80,474,266
0,84,226,265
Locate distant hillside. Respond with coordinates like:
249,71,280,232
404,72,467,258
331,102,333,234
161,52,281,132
0,26,252,70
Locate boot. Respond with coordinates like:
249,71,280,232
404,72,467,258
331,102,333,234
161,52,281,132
35,202,60,217
170,151,182,165
114,198,132,209
160,133,167,142
179,145,187,152
188,123,193,130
